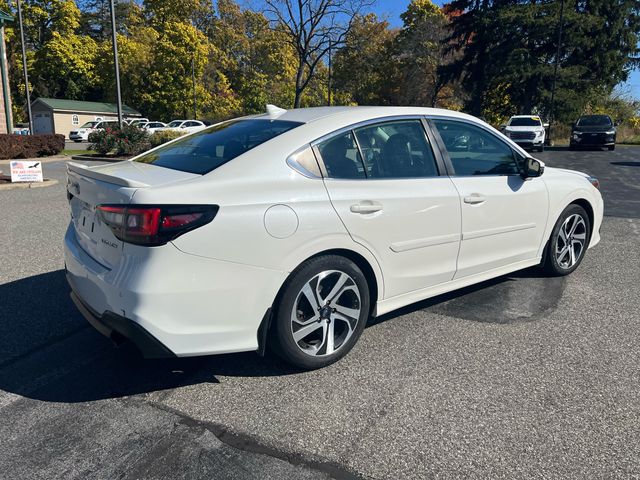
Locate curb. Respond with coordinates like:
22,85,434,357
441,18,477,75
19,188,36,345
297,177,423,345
0,178,59,191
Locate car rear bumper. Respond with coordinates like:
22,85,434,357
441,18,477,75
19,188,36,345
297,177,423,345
69,287,175,358
64,223,288,357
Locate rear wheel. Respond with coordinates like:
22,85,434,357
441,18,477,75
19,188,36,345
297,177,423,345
542,204,591,276
271,255,370,370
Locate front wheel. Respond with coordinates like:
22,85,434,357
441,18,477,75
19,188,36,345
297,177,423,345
542,204,591,276
271,255,370,370
608,145,615,151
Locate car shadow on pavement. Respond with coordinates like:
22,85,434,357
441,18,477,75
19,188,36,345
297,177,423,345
0,270,297,404
0,266,565,403
610,161,640,167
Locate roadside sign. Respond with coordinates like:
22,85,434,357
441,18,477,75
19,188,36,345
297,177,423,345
10,161,44,183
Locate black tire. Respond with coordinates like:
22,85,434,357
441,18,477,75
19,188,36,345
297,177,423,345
608,145,615,151
538,145,545,152
541,204,591,276
271,255,370,370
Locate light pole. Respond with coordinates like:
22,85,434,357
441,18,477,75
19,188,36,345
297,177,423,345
191,56,197,119
547,0,565,145
16,0,33,134
109,0,123,127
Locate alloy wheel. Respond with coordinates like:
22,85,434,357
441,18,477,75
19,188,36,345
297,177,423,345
290,270,361,357
555,213,587,269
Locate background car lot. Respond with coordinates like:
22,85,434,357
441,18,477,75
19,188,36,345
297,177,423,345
0,147,639,479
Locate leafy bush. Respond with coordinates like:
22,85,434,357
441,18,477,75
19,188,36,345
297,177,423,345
0,134,65,159
149,130,185,148
89,124,151,156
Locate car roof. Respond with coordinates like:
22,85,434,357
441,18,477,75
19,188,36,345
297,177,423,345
509,115,541,118
252,106,481,125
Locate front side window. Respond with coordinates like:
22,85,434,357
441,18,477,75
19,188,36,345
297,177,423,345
80,121,98,129
134,119,302,174
432,119,519,176
167,121,183,128
354,120,438,178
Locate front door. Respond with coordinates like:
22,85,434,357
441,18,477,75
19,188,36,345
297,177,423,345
430,118,549,279
317,118,462,299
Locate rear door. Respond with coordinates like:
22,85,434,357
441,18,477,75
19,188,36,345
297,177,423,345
429,118,549,279
316,118,462,299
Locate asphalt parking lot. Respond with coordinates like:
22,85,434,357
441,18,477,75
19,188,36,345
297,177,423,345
1,146,639,479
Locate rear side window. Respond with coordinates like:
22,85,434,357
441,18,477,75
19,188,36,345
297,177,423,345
317,132,366,179
354,120,438,178
134,119,302,174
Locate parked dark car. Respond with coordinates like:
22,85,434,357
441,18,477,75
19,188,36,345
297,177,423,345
570,115,616,151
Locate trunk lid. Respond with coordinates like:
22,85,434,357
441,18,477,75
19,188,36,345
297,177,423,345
66,161,199,268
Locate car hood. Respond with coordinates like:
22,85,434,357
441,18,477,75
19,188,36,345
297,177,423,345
573,125,614,133
544,166,590,180
505,126,544,132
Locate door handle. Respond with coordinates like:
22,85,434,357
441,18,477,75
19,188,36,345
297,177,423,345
350,202,383,214
463,194,486,205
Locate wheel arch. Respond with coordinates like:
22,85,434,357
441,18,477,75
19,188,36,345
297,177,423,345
257,247,382,356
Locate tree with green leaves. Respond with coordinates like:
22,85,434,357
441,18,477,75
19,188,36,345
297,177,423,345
444,0,640,123
332,13,396,105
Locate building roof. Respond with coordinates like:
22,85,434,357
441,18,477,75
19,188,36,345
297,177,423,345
0,9,13,23
32,97,141,116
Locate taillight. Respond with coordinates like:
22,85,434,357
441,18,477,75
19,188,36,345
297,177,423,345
96,205,218,246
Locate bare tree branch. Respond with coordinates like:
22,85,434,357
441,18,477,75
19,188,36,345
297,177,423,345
263,0,375,107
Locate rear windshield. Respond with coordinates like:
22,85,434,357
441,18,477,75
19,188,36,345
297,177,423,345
134,119,303,174
577,115,612,127
509,117,542,127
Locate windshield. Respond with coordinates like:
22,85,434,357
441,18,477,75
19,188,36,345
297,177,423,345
509,117,542,127
134,119,303,174
577,115,612,127
167,121,183,127
80,122,98,128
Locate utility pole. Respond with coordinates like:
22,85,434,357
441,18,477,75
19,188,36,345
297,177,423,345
109,0,123,127
192,56,197,119
327,44,332,106
16,0,32,134
547,0,565,146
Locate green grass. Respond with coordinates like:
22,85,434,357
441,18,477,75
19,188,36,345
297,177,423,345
62,149,97,156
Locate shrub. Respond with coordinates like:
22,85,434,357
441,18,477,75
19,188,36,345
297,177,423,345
0,134,65,159
149,130,185,148
89,124,151,156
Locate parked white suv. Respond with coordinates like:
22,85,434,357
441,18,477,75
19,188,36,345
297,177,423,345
65,106,603,369
502,115,547,152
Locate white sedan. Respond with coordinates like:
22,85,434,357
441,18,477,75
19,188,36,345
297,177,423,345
143,121,167,134
162,119,206,134
64,106,603,369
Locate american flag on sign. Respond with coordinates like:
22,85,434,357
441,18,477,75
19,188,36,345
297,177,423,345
10,161,24,169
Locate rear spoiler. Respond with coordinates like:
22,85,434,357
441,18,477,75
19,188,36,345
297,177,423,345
67,162,149,188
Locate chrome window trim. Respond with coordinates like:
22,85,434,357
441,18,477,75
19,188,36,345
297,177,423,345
286,144,323,179
311,115,443,181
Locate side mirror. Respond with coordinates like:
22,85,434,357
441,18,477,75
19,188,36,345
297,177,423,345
614,121,620,127
180,125,186,128
522,157,544,179
499,124,506,130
